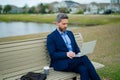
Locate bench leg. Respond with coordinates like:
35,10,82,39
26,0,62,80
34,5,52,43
72,77,77,80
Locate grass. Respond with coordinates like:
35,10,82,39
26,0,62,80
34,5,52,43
69,14,120,26
0,14,120,80
72,23,120,80
0,14,55,23
0,14,120,26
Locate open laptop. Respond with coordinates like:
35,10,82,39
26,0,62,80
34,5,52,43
75,40,97,57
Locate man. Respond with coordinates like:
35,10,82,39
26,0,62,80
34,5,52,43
47,13,101,80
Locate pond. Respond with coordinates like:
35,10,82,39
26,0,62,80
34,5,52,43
0,22,79,38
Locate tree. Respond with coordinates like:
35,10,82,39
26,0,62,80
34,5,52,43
36,3,53,14
76,10,84,14
44,4,50,13
3,5,11,13
37,3,46,14
0,5,2,14
22,4,29,13
44,4,53,13
58,7,69,13
28,6,36,13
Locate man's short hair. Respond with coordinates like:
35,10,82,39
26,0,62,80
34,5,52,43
56,13,69,22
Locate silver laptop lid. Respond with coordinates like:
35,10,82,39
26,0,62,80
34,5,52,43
81,40,97,55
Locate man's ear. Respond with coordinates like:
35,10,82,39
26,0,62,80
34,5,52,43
56,22,59,26
56,22,58,25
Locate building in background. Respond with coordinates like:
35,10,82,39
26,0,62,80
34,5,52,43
0,0,120,14
111,0,120,4
51,0,80,13
8,5,23,14
110,0,120,13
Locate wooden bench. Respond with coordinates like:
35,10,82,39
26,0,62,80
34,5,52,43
0,33,104,80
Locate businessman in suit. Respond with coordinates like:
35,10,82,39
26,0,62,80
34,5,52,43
47,13,101,80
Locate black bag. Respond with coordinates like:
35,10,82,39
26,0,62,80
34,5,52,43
20,72,47,80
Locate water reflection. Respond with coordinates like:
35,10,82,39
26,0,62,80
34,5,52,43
0,22,78,38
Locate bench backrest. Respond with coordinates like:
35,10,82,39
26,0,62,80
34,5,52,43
0,33,83,80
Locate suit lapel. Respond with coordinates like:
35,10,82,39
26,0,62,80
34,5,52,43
54,30,67,48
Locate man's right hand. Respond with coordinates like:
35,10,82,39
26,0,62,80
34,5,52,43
67,51,75,59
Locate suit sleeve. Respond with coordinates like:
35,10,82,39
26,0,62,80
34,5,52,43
47,35,68,60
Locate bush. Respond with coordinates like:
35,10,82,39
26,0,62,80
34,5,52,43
76,10,84,14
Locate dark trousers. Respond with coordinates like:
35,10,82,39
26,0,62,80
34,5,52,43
63,56,101,80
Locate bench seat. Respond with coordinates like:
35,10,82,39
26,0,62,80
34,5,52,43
2,61,104,80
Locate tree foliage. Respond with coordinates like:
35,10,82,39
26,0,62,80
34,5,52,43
3,5,12,13
28,6,36,13
0,5,2,14
22,4,29,13
58,7,69,13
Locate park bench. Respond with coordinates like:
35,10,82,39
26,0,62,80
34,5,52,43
0,33,104,80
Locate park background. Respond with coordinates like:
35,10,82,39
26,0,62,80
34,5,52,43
0,0,120,80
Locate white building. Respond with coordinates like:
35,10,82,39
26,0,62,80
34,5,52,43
84,2,111,14
50,0,80,13
70,4,80,13
111,0,120,4
85,2,98,14
111,0,120,12
51,1,67,13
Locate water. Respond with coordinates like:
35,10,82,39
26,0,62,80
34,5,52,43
0,22,78,38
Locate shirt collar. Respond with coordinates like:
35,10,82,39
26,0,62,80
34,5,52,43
57,28,67,35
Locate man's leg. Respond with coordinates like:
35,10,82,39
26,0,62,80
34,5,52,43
74,65,89,80
65,58,90,80
81,56,101,80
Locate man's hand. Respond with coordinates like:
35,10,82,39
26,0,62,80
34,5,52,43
67,51,75,59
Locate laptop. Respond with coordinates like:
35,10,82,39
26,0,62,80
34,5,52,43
75,40,97,57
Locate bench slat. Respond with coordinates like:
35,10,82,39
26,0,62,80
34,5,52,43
0,49,46,62
0,43,46,53
2,61,48,75
0,38,46,48
92,61,105,69
3,68,43,79
0,56,47,70
0,47,47,62
0,48,47,60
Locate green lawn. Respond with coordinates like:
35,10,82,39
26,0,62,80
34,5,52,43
0,14,120,80
0,14,120,26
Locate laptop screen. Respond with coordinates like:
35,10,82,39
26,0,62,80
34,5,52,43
81,40,97,55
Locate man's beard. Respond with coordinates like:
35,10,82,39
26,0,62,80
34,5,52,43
59,27,67,32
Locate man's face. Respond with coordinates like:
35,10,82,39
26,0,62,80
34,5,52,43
56,19,68,32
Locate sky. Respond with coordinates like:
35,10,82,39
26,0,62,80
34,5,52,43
0,0,110,7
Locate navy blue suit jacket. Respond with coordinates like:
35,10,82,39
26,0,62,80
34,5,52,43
47,29,80,71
